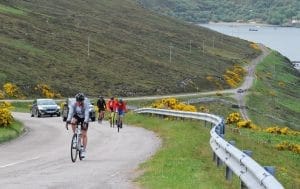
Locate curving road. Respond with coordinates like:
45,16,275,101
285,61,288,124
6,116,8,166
0,113,160,189
233,44,271,120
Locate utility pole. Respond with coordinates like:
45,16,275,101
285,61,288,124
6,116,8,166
169,44,173,63
202,40,205,55
88,35,90,57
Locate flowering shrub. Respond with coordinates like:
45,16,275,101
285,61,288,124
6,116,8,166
278,81,286,88
226,112,241,124
237,120,258,130
223,65,246,88
0,102,14,127
199,105,209,113
0,90,4,99
276,141,300,154
3,82,24,98
151,98,197,112
35,84,62,98
265,126,300,136
249,43,261,51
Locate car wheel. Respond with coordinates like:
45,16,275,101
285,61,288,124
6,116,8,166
31,111,34,117
91,117,96,122
63,116,67,122
37,111,41,117
57,112,61,117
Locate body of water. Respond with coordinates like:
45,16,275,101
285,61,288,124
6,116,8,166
200,23,300,62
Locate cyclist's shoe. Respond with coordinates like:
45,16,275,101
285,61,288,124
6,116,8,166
80,149,86,159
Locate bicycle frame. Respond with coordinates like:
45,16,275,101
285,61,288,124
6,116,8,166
67,122,83,162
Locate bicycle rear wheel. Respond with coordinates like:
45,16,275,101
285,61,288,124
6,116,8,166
71,134,78,162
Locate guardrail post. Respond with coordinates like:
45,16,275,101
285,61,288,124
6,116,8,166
216,134,225,167
225,140,235,181
264,166,276,176
240,150,253,189
242,150,253,157
204,120,207,127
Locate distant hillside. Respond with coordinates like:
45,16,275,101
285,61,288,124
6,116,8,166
140,0,300,25
0,0,259,97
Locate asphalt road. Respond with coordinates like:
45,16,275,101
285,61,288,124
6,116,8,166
233,44,271,120
0,113,161,189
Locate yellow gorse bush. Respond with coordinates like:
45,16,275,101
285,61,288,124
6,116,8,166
151,98,197,112
223,65,246,88
0,90,4,99
3,82,24,98
249,43,261,51
237,120,258,130
199,105,209,113
276,141,300,154
35,84,62,98
265,126,300,136
226,112,241,124
0,102,14,127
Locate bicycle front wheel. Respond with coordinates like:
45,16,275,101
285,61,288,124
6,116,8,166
71,134,78,162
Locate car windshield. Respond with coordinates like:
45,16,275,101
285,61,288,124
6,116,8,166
37,99,56,105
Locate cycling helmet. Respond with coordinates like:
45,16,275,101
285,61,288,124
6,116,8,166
75,93,85,102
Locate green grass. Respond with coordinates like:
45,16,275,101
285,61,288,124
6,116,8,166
0,120,24,143
0,0,259,97
246,52,300,130
11,101,32,113
0,4,26,15
126,113,240,189
126,112,300,189
225,125,300,188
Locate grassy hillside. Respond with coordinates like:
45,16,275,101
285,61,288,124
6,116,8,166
0,0,259,97
246,52,300,130
141,0,300,25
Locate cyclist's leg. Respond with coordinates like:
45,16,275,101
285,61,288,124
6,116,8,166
81,122,88,150
119,111,124,128
109,111,113,126
71,117,78,133
101,110,105,119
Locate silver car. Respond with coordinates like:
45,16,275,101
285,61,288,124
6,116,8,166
31,99,61,117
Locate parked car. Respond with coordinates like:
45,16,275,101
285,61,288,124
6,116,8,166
31,99,61,117
61,98,96,122
237,88,244,93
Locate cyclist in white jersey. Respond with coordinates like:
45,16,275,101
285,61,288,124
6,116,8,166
67,93,90,158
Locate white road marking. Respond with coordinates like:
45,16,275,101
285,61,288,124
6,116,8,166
0,156,40,168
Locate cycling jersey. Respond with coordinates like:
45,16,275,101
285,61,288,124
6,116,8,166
97,98,106,111
116,101,127,116
67,98,90,123
107,99,117,112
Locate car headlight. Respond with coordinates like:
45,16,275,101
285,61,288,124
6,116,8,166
38,106,45,110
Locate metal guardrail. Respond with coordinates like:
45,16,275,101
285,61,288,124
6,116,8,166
134,108,284,189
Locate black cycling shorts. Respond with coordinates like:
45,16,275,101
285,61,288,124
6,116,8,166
72,114,89,131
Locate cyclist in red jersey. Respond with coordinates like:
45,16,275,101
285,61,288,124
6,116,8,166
107,97,117,127
116,98,127,128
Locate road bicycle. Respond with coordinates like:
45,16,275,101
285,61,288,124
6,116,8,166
66,122,83,162
109,111,116,127
116,113,123,133
98,109,105,123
